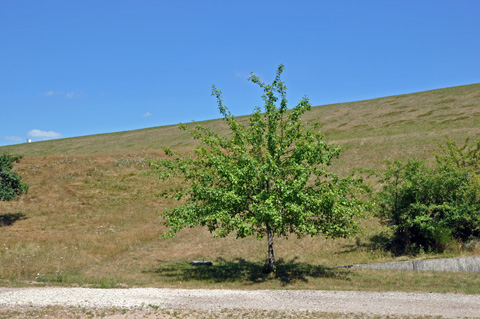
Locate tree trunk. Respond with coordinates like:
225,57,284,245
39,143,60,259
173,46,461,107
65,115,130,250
266,222,275,273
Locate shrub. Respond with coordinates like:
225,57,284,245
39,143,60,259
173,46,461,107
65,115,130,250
375,138,480,254
0,154,29,201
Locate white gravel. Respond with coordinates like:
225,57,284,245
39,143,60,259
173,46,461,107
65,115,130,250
1,287,480,318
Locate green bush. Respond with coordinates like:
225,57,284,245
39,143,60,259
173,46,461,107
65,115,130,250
0,154,29,201
375,138,480,254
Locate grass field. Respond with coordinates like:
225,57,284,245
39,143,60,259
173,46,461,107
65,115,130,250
0,83,479,292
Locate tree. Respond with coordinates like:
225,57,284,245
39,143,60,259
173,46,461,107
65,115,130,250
152,65,369,273
0,154,29,201
375,137,480,254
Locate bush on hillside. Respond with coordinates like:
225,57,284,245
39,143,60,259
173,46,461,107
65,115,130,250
0,154,29,201
375,137,480,254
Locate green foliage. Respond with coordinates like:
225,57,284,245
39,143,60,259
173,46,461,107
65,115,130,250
375,137,480,254
0,154,29,201
151,65,370,271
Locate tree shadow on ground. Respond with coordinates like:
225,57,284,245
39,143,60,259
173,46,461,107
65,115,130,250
0,213,26,227
339,232,406,256
149,257,351,286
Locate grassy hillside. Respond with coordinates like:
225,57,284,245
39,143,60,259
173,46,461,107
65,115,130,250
2,83,479,160
0,84,479,292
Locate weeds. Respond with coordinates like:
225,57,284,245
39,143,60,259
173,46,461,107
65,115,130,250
0,306,458,318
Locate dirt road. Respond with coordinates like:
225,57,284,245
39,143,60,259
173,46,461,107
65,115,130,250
1,287,479,318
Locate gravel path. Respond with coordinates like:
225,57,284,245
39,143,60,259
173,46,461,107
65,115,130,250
1,287,480,318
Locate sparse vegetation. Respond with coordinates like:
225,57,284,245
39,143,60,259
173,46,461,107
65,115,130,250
0,306,451,319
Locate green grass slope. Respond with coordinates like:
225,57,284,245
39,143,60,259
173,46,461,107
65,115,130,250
0,83,479,292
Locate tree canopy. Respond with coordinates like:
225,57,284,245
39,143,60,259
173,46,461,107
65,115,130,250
0,154,29,201
152,65,370,272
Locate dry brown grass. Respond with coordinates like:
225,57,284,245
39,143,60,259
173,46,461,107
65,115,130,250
1,83,478,158
0,83,479,291
0,152,167,284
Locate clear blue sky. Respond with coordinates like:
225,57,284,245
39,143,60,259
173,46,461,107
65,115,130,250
1,0,479,146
